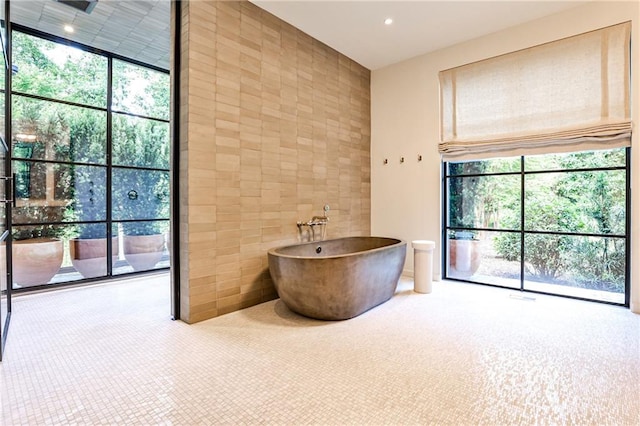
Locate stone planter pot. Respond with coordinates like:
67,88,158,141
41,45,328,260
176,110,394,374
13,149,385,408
448,239,481,278
70,237,119,279
13,238,63,287
123,234,165,272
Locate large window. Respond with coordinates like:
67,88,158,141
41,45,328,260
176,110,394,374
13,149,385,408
9,29,170,289
444,148,628,305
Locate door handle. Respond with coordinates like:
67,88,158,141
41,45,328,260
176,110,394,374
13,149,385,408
0,175,13,205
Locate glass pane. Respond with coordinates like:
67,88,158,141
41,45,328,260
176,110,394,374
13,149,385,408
1,239,6,341
0,51,4,90
448,175,520,230
112,59,169,120
12,31,107,107
524,234,625,304
0,4,7,343
112,113,169,169
12,162,106,224
13,96,107,164
525,170,625,234
112,168,169,221
447,157,520,176
66,166,108,223
115,220,169,275
447,230,521,288
525,148,625,171
0,92,4,142
0,0,6,55
0,134,5,235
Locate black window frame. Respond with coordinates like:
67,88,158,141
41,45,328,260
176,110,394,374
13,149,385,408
442,148,631,307
7,24,171,292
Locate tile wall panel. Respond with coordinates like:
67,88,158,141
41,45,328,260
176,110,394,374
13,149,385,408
180,0,371,323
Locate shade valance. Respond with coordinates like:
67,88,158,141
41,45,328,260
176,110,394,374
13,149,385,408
439,22,631,161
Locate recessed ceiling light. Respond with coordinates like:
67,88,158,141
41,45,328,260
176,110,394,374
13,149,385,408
64,25,74,33
384,18,393,25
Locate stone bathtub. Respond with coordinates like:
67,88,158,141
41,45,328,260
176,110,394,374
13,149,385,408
268,237,407,320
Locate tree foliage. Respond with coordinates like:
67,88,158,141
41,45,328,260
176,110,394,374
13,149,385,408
450,150,626,292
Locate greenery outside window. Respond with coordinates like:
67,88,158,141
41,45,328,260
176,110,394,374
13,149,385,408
444,148,628,305
8,28,170,289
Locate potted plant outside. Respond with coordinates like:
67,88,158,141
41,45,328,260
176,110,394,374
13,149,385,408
448,164,486,278
448,230,481,278
69,223,119,279
122,221,165,272
12,219,64,288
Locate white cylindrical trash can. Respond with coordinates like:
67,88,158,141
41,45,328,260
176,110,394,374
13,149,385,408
412,240,436,293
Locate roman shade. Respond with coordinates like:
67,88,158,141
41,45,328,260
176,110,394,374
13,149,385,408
439,22,631,161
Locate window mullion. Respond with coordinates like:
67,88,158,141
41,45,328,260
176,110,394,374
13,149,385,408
520,156,525,292
106,56,113,276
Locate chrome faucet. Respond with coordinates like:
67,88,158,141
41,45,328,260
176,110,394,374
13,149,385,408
297,205,330,241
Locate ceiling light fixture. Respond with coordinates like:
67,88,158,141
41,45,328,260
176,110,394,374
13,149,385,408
55,0,98,14
63,25,74,33
384,18,393,25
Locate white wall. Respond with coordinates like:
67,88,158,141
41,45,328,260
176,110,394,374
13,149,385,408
371,0,640,312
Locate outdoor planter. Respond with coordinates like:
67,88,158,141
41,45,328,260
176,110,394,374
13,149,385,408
70,237,119,278
13,238,63,287
449,238,481,278
123,233,165,271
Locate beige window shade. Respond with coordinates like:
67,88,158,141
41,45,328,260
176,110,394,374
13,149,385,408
439,22,631,161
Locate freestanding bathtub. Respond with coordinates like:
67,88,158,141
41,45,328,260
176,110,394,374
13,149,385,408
268,237,407,320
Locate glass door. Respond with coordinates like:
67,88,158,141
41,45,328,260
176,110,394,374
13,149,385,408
0,124,10,362
0,0,11,361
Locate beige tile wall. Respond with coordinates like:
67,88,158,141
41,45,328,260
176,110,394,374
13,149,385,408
179,0,371,323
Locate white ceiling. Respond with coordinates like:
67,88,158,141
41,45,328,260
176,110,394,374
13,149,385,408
251,1,589,70
10,0,170,70
8,1,589,71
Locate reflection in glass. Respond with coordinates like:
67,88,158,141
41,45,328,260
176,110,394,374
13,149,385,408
12,31,107,107
12,162,106,224
447,231,521,288
13,95,107,164
112,59,170,120
524,234,624,303
525,170,626,234
112,113,169,169
112,168,169,222
448,174,520,230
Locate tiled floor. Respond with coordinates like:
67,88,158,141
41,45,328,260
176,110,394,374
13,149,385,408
1,274,639,425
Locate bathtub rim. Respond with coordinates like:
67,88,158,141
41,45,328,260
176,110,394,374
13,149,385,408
267,236,406,260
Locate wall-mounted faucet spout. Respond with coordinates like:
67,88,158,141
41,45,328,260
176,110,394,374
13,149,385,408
297,205,330,242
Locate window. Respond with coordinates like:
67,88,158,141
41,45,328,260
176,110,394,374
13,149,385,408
439,23,631,306
9,29,170,289
444,149,628,305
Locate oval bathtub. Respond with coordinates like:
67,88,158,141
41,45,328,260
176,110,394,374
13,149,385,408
268,237,407,320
